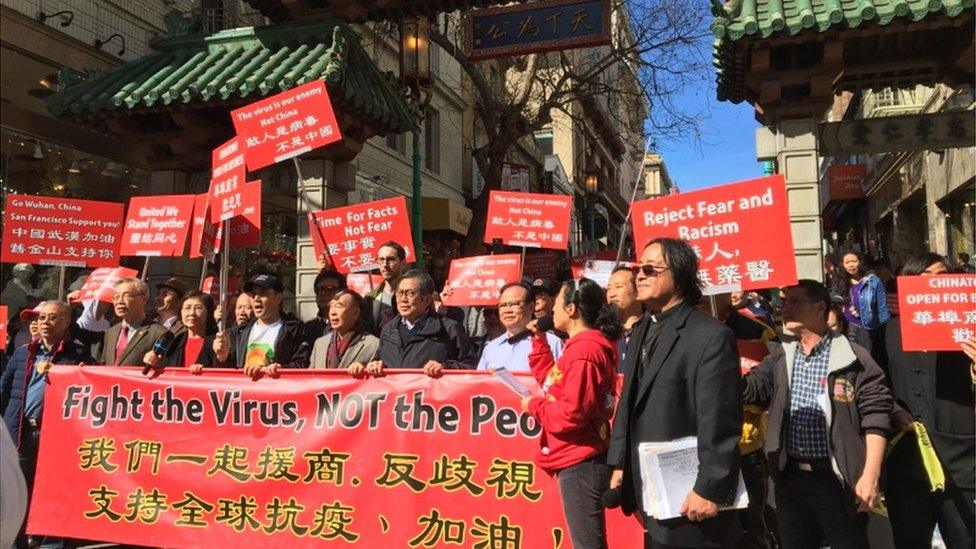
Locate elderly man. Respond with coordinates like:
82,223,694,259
606,265,644,367
477,282,563,372
100,278,168,366
364,241,408,334
310,290,380,372
304,270,347,350
367,270,474,376
214,273,309,376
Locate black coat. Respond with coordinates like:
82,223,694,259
228,314,310,369
608,303,743,547
158,331,218,368
378,313,475,369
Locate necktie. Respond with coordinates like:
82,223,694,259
115,324,130,365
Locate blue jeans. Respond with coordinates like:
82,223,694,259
774,466,868,549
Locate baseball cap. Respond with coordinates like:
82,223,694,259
531,278,560,297
19,304,43,321
243,273,284,293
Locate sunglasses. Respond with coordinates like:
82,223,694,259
635,264,670,277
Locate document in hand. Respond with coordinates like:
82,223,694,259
638,437,749,520
490,367,534,397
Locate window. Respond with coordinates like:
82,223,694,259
385,133,405,155
424,108,440,173
534,130,553,156
430,43,441,76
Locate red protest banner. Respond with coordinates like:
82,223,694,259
208,137,248,223
29,368,641,548
441,254,522,306
630,175,796,294
522,251,557,280
76,267,141,303
484,191,572,250
896,275,976,351
230,80,342,172
346,273,384,297
310,197,413,274
119,194,196,257
570,250,617,278
189,194,222,260
1,195,124,267
0,306,7,351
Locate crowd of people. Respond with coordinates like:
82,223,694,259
1,238,974,549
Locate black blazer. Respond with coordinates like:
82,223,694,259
378,313,475,369
158,330,218,368
608,303,743,547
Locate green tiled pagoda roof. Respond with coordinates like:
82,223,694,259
47,19,416,135
713,0,975,102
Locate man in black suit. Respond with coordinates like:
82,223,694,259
609,237,743,548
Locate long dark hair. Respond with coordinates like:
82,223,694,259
900,252,947,276
560,278,623,341
181,291,217,336
838,248,866,282
647,237,703,304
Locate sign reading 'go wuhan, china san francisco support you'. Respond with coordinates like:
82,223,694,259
465,0,611,61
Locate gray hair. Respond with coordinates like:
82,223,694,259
38,300,71,316
114,277,149,295
395,269,435,295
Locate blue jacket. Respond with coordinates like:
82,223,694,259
853,273,890,330
1,338,92,448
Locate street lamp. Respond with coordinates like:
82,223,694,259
583,170,599,251
398,16,432,269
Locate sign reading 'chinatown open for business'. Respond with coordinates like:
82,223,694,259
28,367,641,548
631,175,796,294
230,80,342,172
2,195,124,267
484,191,573,250
897,274,976,351
310,197,413,274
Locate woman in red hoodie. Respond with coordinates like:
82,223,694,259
522,277,622,549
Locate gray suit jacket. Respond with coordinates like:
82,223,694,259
99,319,169,366
309,331,380,369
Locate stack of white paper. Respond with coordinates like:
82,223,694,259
638,437,749,520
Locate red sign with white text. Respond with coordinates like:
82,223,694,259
208,137,248,223
190,194,221,260
484,191,572,250
2,195,124,267
76,267,140,303
0,306,7,350
28,368,641,548
310,197,413,274
230,80,342,172
631,175,796,294
346,274,384,297
120,194,196,257
522,251,557,280
190,186,261,259
897,275,976,351
442,254,522,306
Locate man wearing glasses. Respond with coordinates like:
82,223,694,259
367,270,474,376
99,278,168,366
304,270,347,349
364,241,408,335
477,282,563,372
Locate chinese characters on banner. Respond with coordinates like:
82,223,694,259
310,197,413,274
522,251,557,281
189,187,262,260
1,195,124,268
441,254,522,306
897,275,976,351
76,268,141,303
346,274,384,297
630,175,797,294
29,368,642,548
208,137,248,223
119,195,196,257
0,306,6,351
484,191,572,250
230,80,342,172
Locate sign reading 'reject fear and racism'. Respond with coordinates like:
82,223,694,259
897,274,976,351
441,254,523,306
310,197,413,274
230,80,342,172
630,175,796,294
484,191,572,250
119,195,196,257
1,195,125,267
28,367,641,548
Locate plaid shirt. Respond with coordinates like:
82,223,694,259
786,336,832,459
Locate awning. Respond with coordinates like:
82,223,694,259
422,197,472,235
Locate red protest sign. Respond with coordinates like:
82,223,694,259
76,267,140,303
631,175,796,294
897,275,976,351
201,275,241,305
230,80,342,172
442,254,522,306
484,191,572,250
224,181,261,248
1,195,124,267
0,306,7,351
347,273,384,297
29,367,642,548
119,194,196,257
189,194,221,260
570,250,617,278
737,339,770,376
310,197,413,274
522,250,557,280
208,137,248,223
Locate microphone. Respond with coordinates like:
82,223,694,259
143,331,175,375
536,315,554,333
600,487,622,509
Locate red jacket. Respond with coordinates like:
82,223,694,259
527,329,619,474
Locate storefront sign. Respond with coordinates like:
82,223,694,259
231,80,342,171
484,191,572,250
897,275,976,351
208,137,248,223
310,197,413,274
522,251,558,280
466,0,611,60
0,306,7,351
346,274,384,297
501,162,530,192
76,267,140,303
827,164,866,200
120,195,196,257
441,254,522,306
28,367,641,547
630,175,797,294
1,195,124,268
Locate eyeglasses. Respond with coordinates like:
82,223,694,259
498,300,528,309
113,292,144,302
636,264,670,277
396,289,425,299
